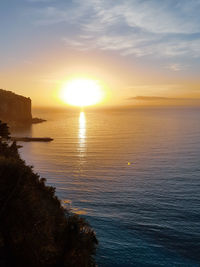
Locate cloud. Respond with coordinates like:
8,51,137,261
128,96,184,101
127,96,200,105
30,0,200,58
121,0,200,34
165,63,189,72
64,34,200,58
28,0,55,2
32,7,72,25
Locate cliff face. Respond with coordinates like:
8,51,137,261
0,89,32,123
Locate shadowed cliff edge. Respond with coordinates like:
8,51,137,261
0,121,98,267
0,89,46,125
0,89,51,142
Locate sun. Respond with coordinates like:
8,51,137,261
60,79,103,107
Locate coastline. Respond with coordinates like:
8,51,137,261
0,121,98,266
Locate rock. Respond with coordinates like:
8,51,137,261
0,89,32,123
32,117,47,124
0,89,46,125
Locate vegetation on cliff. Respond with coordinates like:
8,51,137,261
0,121,98,267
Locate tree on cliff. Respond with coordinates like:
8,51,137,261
0,122,98,266
0,121,10,139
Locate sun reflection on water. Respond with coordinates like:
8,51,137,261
78,111,86,156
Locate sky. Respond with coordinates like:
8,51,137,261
0,0,200,107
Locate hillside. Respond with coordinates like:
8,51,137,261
0,122,98,266
0,89,32,124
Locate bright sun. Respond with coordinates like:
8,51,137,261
60,79,103,107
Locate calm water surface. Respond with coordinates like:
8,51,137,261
14,108,200,266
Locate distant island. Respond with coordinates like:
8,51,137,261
0,89,46,125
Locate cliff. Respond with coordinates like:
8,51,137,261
0,122,98,266
0,89,32,123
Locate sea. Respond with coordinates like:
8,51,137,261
13,107,200,266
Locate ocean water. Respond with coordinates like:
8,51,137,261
13,107,200,266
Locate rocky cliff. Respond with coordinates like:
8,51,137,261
0,89,32,123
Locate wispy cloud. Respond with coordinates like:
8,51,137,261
128,96,186,101
127,96,200,105
29,0,200,59
165,63,189,72
28,0,55,3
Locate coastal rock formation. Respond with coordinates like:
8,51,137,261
0,121,98,266
0,89,32,124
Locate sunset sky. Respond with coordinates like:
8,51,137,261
1,0,200,107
